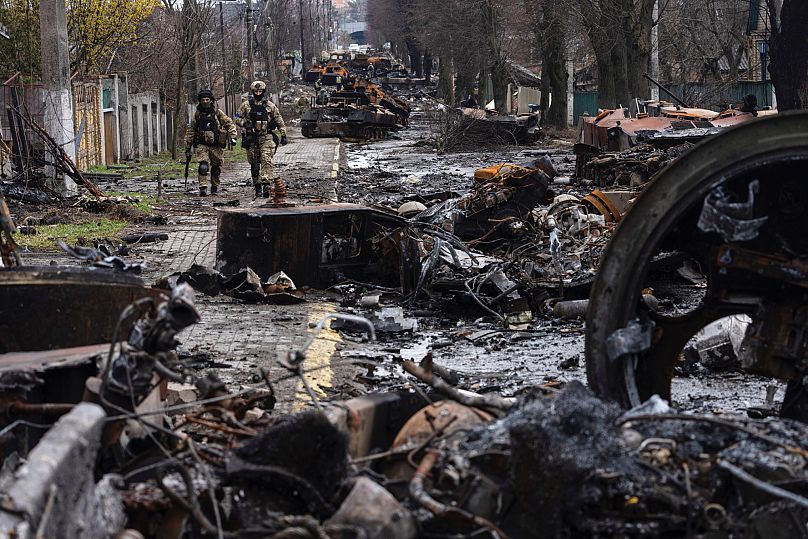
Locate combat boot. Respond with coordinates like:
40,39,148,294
199,187,208,197
254,184,264,198
263,184,271,198
210,184,218,195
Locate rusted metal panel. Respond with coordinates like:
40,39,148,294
216,204,408,288
0,343,108,373
0,267,164,353
580,107,763,152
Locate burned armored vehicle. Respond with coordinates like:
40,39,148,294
301,80,410,141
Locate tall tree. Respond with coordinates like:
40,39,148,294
767,0,808,110
0,0,158,75
162,0,211,159
578,0,654,108
526,0,569,126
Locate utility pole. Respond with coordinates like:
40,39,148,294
219,2,228,114
246,0,254,88
39,0,77,194
327,0,333,49
299,0,306,69
650,0,660,101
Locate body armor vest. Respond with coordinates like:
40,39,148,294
196,108,225,147
248,96,277,134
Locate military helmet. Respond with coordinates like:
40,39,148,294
250,80,267,92
197,88,215,101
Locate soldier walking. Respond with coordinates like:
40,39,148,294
238,80,288,199
184,89,238,196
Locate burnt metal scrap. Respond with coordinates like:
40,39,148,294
157,263,306,305
302,73,411,141
2,98,104,201
2,352,806,539
0,265,163,353
58,240,145,273
455,107,542,146
3,277,802,539
585,112,808,423
574,100,776,184
211,157,625,330
575,141,694,187
215,203,414,290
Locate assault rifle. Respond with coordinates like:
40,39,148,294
183,146,192,192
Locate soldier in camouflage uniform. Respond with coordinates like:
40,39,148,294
237,80,288,198
184,89,238,196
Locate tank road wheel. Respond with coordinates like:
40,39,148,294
377,128,386,140
585,112,808,416
363,127,373,140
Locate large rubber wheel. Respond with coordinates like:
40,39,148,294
586,112,808,407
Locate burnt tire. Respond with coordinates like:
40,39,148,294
585,112,808,407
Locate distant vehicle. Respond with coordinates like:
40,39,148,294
348,43,360,52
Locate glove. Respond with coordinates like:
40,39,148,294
184,147,192,160
280,135,288,146
230,138,237,147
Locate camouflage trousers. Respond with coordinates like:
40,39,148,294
246,136,277,185
194,145,224,188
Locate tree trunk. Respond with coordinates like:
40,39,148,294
768,0,808,110
610,42,630,109
581,0,652,109
437,53,453,103
405,37,423,78
540,63,550,121
580,0,617,109
594,47,616,109
454,59,475,104
423,48,432,83
171,61,184,160
481,0,509,110
542,1,568,126
623,0,653,99
490,56,510,112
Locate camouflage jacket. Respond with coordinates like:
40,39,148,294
184,106,237,148
237,96,287,138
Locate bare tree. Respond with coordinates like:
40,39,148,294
578,0,654,108
524,0,571,126
160,0,212,159
658,0,750,86
767,0,808,110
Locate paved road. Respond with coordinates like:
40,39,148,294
23,130,357,411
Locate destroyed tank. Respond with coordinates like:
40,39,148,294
301,85,410,141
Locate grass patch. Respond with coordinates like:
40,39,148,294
91,144,252,180
89,151,186,180
15,219,126,250
105,191,160,214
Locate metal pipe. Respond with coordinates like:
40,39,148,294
8,402,75,417
642,73,689,108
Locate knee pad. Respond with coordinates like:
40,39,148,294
198,161,209,175
211,163,221,177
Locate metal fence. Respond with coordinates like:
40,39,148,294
573,81,776,121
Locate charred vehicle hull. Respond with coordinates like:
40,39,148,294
585,112,808,421
301,89,410,141
301,105,403,140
